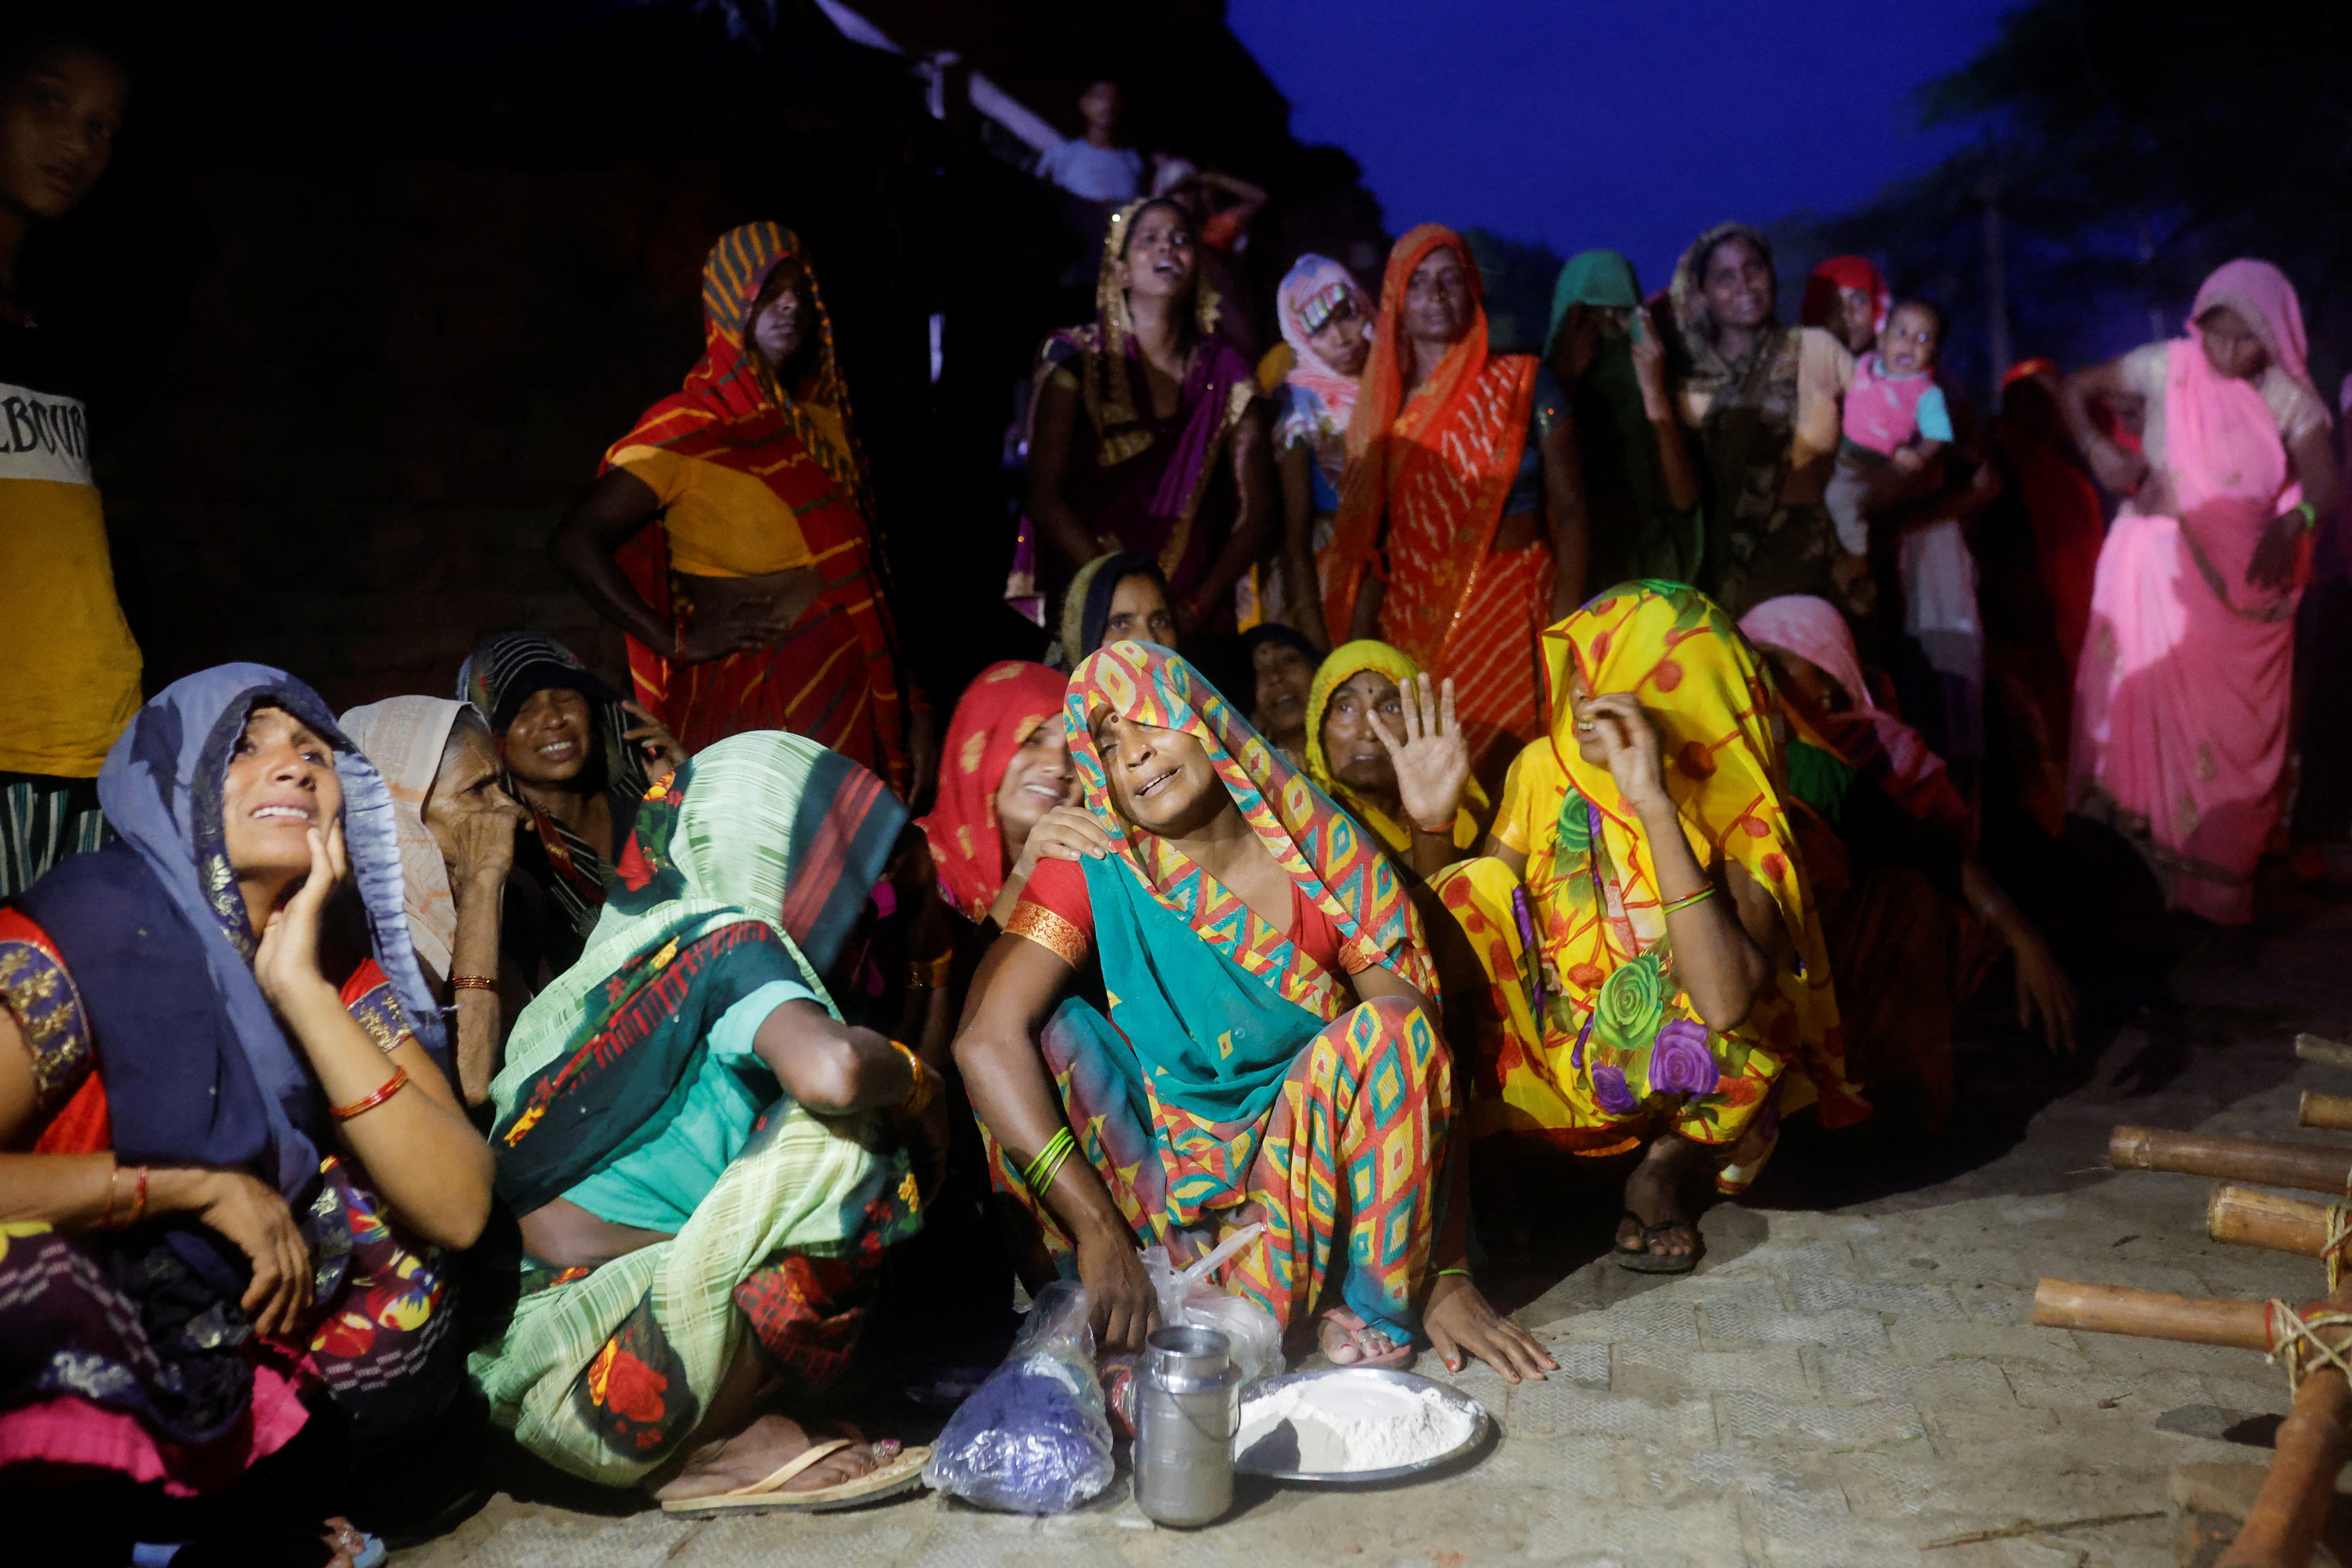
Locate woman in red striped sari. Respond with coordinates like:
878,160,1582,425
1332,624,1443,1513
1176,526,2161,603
1323,225,1592,788
551,223,930,798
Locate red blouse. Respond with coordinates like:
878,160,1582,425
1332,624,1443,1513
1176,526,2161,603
1008,854,1361,976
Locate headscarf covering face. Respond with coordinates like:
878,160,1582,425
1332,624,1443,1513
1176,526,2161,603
1276,252,1373,431
918,661,1069,920
83,664,445,1197
1546,249,1644,349
338,696,475,978
1798,255,1890,338
1303,639,1489,854
1059,551,1167,667
1539,583,1842,1104
1065,641,1435,1008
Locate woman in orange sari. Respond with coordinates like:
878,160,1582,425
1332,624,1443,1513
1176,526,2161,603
550,223,928,797
1324,226,1591,787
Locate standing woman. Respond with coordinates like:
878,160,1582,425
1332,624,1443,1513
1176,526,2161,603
1466,585,1865,1269
0,29,140,895
1020,198,1274,638
1323,225,1592,786
1798,255,1890,358
1270,254,1374,647
2063,260,2339,925
550,223,930,799
1054,552,1180,668
1546,250,1703,589
0,667,492,1556
1668,223,1855,616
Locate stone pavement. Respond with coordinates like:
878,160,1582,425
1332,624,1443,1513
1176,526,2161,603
395,896,2352,1568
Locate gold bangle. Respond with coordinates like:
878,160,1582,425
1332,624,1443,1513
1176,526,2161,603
890,1041,933,1116
450,974,499,992
1660,885,1716,916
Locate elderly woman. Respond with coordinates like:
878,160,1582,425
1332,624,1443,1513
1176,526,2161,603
339,697,528,1106
956,643,1554,1381
1304,640,1486,880
1546,251,1702,588
551,223,929,798
2062,260,2339,926
1019,198,1274,640
1444,585,1866,1271
1668,223,1856,616
1324,225,1592,785
473,733,946,1512
1270,254,1374,646
457,632,682,983
0,667,492,1561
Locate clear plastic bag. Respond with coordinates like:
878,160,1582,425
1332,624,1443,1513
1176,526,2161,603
922,1280,1115,1514
1141,1222,1283,1389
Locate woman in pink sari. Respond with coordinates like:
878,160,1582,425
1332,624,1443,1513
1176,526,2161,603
2062,260,2341,923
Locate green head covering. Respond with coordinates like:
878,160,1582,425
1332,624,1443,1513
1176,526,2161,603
1547,250,1645,352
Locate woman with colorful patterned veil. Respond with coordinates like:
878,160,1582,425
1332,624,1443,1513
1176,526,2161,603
953,642,1555,1381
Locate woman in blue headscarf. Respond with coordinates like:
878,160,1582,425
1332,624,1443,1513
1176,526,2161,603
0,666,492,1559
1546,250,1704,588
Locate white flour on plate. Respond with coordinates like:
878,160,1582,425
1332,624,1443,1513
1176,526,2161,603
1234,1379,1475,1472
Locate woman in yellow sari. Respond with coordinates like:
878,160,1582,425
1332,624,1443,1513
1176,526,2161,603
1438,582,1866,1271
1303,639,1487,880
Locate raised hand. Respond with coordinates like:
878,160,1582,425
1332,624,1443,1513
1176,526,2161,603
253,819,347,1013
1580,692,1670,813
619,699,688,774
1370,673,1471,836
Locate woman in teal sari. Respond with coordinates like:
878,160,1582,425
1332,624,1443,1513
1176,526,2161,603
472,733,946,1512
955,641,1555,1381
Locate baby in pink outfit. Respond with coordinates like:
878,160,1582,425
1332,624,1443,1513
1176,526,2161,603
1826,299,1951,555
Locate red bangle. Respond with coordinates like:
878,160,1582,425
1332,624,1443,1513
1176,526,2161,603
332,1065,409,1123
450,975,498,992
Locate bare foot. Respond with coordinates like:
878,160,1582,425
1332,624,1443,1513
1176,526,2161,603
649,1414,900,1501
1615,1135,1701,1260
1318,1308,1406,1367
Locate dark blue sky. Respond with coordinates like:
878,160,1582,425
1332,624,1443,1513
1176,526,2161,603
1229,0,2016,291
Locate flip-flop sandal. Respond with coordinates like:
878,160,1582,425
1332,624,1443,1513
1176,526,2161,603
659,1437,933,1516
1319,1308,1414,1369
1613,1210,1700,1274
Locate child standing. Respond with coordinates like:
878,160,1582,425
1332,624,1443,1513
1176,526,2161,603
1825,299,1953,555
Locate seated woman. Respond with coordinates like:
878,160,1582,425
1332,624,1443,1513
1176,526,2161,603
1737,596,2076,1125
0,666,492,1558
1054,551,1178,668
1241,622,1320,765
472,732,946,1512
1305,640,1488,880
955,642,1554,1381
1443,584,1867,1272
917,661,1080,935
457,631,685,983
339,697,528,1107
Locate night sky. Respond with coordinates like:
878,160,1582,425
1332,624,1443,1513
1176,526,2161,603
1229,0,2017,291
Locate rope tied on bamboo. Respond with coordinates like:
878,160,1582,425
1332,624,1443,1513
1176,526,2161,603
2264,1299,2352,1390
2326,1204,2352,1291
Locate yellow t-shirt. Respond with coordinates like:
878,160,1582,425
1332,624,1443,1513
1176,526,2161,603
0,363,142,777
612,444,813,579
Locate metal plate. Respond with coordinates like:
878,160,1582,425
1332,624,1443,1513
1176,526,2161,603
1231,1368,1490,1484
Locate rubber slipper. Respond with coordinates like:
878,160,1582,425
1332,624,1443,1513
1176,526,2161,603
1319,1308,1414,1369
660,1440,932,1516
1613,1210,1700,1274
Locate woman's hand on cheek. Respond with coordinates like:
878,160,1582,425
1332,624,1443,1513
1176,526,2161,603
253,820,347,1013
1584,693,1670,811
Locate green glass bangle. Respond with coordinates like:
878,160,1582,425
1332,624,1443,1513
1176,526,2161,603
2295,500,2319,531
1024,1127,1077,1194
1435,1266,1474,1279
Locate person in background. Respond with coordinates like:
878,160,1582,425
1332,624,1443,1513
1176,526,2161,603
1269,254,1374,646
339,697,528,1108
1546,250,1703,588
1020,199,1272,639
1055,552,1180,668
955,642,1554,1381
1451,584,1866,1271
474,733,944,1511
551,223,931,800
1304,640,1486,879
1740,596,2076,1126
1034,80,1143,203
0,668,493,1564
1822,299,1953,561
916,661,1083,937
1324,225,1592,786
1799,254,1891,357
1668,223,1855,617
0,28,137,896
2062,259,2339,925
1241,622,1321,764
458,632,685,984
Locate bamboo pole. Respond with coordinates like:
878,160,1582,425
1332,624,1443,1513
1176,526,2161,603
2216,1363,2352,1567
2299,1092,2352,1133
2208,1186,2334,1258
2109,1126,2352,1196
2295,1034,2352,1071
2031,1279,2272,1349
